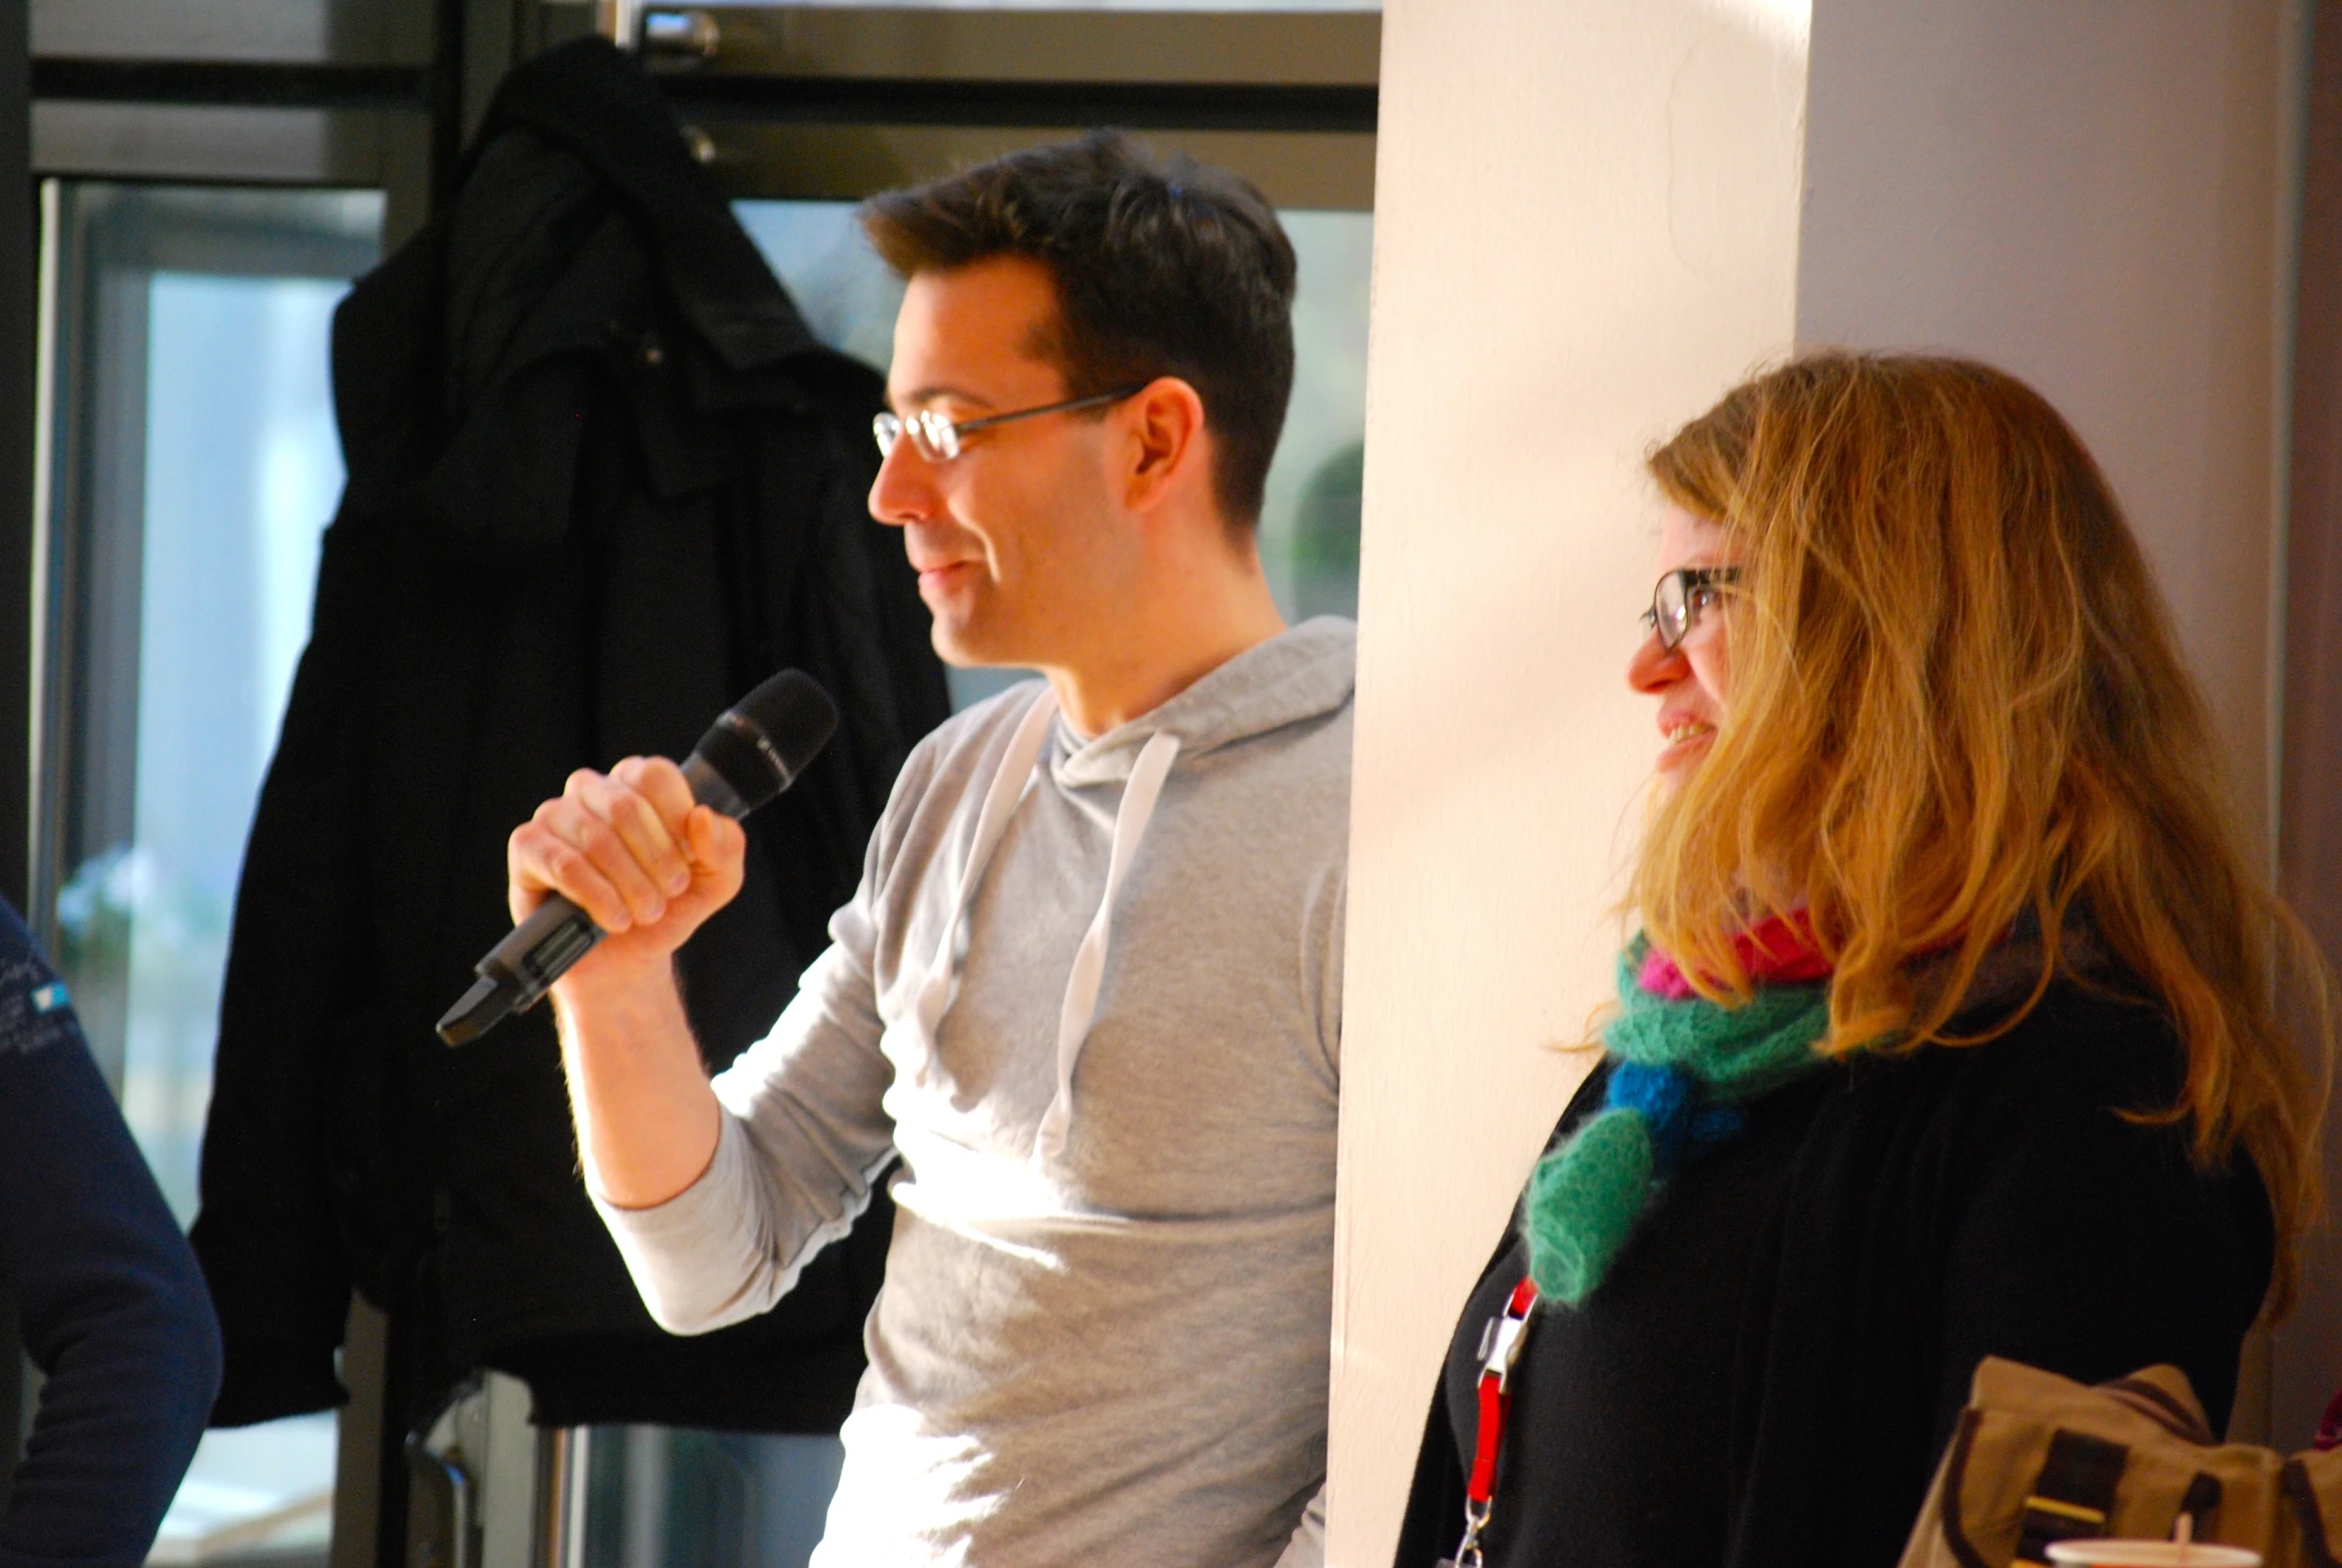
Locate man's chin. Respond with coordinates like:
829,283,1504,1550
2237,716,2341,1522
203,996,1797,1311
929,619,1017,672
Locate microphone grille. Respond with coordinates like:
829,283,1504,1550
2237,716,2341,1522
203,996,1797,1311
692,670,839,812
736,669,840,774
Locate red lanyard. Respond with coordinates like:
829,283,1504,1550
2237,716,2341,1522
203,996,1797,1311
1444,1276,1540,1568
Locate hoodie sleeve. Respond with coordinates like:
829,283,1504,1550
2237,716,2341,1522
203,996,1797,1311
588,743,923,1335
0,906,223,1568
589,931,899,1334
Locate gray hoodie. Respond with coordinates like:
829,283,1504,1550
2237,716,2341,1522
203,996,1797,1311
594,617,1355,1567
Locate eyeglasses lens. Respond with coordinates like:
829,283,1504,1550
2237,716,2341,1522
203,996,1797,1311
917,411,960,461
872,411,961,462
1653,573,1690,651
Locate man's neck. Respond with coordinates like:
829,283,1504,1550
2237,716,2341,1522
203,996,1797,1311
1044,568,1287,739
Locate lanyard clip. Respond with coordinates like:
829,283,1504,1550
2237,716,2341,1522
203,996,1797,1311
1474,1278,1540,1393
1475,1312,1531,1391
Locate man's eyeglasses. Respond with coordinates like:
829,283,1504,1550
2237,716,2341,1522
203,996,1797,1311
1641,566,1741,652
872,385,1149,464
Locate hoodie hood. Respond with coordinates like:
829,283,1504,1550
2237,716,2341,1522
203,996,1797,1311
914,616,1356,1166
1052,616,1358,788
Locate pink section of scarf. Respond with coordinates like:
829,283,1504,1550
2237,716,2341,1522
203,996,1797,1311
1637,911,1835,1000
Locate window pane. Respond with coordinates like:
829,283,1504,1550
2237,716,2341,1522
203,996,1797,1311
1261,209,1371,624
149,1417,338,1564
40,181,383,1568
118,269,347,1222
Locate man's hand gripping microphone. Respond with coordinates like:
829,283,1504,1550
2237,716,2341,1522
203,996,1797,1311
436,669,839,1046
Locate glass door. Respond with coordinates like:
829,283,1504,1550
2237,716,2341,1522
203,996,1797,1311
36,180,385,1568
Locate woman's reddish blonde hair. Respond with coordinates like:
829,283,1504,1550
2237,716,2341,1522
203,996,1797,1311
1640,352,2327,1309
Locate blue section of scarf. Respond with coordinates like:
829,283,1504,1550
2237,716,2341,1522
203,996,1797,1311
1523,941,1834,1304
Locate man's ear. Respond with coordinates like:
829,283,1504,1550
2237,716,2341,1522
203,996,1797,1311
1120,377,1210,515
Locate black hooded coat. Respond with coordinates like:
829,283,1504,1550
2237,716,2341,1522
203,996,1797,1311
189,37,945,1436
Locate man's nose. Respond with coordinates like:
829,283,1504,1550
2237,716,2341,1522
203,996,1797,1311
868,439,938,527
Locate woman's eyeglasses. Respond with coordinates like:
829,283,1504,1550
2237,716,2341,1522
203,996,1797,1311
1641,566,1741,652
873,385,1149,464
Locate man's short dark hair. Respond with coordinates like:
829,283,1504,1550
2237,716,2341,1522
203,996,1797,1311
859,131,1298,530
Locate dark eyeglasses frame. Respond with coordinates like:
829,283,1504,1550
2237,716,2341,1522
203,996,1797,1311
872,384,1151,463
1640,566,1741,652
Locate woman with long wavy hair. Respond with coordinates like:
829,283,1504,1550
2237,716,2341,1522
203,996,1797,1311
1393,353,2328,1568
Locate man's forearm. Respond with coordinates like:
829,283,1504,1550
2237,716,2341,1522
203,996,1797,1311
553,958,723,1209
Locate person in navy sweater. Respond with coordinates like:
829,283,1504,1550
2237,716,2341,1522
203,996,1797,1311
0,896,221,1567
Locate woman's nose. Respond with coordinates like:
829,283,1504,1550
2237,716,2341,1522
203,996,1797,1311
1626,629,1686,695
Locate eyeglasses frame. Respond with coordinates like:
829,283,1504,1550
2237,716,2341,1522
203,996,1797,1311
873,383,1153,464
1640,565,1742,652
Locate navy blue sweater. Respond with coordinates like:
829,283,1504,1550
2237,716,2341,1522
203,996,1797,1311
0,901,222,1567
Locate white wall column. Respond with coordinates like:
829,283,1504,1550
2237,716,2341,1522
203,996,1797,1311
1329,2,1811,1558
1797,0,2297,861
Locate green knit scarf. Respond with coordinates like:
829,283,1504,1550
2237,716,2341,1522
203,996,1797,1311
1524,941,1834,1304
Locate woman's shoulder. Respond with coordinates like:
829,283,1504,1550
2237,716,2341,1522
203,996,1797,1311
1844,962,2187,1122
1835,962,2269,1262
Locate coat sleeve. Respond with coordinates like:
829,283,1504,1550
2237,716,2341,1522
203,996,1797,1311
0,927,222,1568
1720,992,2274,1568
189,503,386,1424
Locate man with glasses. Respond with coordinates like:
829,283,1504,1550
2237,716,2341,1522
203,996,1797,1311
504,131,1350,1565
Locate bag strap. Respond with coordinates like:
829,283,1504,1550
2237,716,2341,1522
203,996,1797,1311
1936,1409,1994,1568
2285,1459,2342,1568
2102,1374,2217,1445
2177,1472,2223,1541
2011,1429,2129,1567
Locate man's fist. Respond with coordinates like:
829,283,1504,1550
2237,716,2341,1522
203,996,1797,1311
505,756,748,991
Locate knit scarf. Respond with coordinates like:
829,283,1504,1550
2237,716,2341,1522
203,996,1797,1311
1525,915,1835,1304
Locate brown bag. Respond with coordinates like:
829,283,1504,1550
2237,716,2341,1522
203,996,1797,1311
1898,1357,2342,1568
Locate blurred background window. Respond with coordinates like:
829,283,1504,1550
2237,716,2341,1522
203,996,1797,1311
726,1,1375,8
37,181,384,1568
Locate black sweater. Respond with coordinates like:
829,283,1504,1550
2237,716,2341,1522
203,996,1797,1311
0,900,221,1567
1394,975,2274,1568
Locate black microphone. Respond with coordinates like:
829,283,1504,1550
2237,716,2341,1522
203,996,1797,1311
436,669,840,1047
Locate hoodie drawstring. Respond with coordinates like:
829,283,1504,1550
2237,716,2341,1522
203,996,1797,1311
911,687,1180,1164
904,690,1060,1088
1033,728,1179,1165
